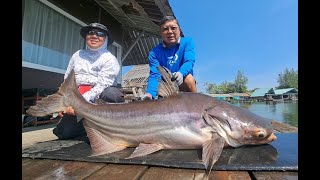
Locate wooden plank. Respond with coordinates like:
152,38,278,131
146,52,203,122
33,160,107,180
140,167,198,180
32,117,60,126
193,169,209,180
252,171,298,180
22,158,33,166
86,164,148,180
22,159,70,180
209,171,251,180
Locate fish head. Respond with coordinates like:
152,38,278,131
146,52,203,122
204,100,277,147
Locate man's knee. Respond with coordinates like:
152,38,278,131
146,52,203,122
180,74,197,92
99,86,125,103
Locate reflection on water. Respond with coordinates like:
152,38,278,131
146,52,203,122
232,100,298,127
219,144,278,165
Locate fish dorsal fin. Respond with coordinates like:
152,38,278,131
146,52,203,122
156,66,180,97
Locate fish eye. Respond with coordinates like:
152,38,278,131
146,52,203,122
258,133,265,138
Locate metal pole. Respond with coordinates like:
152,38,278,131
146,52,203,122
122,30,145,63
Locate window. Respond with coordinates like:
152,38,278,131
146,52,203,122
22,0,85,71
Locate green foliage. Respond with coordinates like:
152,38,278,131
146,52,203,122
204,67,298,94
277,68,298,89
234,70,248,93
205,70,248,94
204,82,219,94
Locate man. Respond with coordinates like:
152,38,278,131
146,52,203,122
143,16,197,100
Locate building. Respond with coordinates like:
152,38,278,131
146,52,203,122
267,88,298,101
251,87,298,101
250,88,274,101
22,0,174,89
122,64,149,89
22,0,174,113
229,92,252,102
121,64,149,101
205,93,232,102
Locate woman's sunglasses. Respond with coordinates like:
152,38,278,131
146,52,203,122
87,30,106,37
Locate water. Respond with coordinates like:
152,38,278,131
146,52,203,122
231,100,298,127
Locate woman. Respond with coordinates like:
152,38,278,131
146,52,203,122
53,22,124,142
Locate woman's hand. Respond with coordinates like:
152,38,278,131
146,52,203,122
58,106,76,116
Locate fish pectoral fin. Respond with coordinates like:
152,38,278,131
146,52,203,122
203,111,230,135
204,106,232,131
202,134,225,174
126,143,164,159
84,122,126,156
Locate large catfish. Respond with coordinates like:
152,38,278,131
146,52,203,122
26,66,277,174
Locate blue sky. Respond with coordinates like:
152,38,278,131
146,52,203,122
123,0,298,92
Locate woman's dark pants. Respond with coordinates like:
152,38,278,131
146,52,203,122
52,86,124,143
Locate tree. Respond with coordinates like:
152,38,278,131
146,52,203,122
234,70,248,93
277,68,298,89
204,70,249,94
204,82,219,94
221,81,235,93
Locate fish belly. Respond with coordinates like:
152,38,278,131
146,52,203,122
84,112,212,150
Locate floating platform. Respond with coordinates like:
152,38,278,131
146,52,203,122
22,121,298,179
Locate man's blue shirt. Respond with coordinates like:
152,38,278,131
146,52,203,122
146,37,196,98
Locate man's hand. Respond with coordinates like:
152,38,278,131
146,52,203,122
139,93,152,101
171,72,183,86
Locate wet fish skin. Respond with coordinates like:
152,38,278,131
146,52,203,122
26,66,276,174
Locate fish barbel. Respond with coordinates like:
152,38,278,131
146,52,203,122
26,66,277,174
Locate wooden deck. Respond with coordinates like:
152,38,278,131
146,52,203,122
22,121,298,180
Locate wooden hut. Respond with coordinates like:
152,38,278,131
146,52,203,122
250,88,274,101
267,88,298,101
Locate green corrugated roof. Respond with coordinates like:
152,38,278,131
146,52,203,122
273,88,298,95
250,88,274,97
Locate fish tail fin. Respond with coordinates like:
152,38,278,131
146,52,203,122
156,66,180,97
26,69,80,117
26,93,65,117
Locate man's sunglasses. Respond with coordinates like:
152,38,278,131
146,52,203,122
87,30,106,37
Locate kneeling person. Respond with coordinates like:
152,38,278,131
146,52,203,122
53,22,124,143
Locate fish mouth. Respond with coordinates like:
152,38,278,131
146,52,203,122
220,126,277,147
268,133,277,142
243,132,277,146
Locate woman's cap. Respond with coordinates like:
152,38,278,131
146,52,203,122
80,22,114,45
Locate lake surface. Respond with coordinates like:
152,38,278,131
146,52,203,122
231,100,298,127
